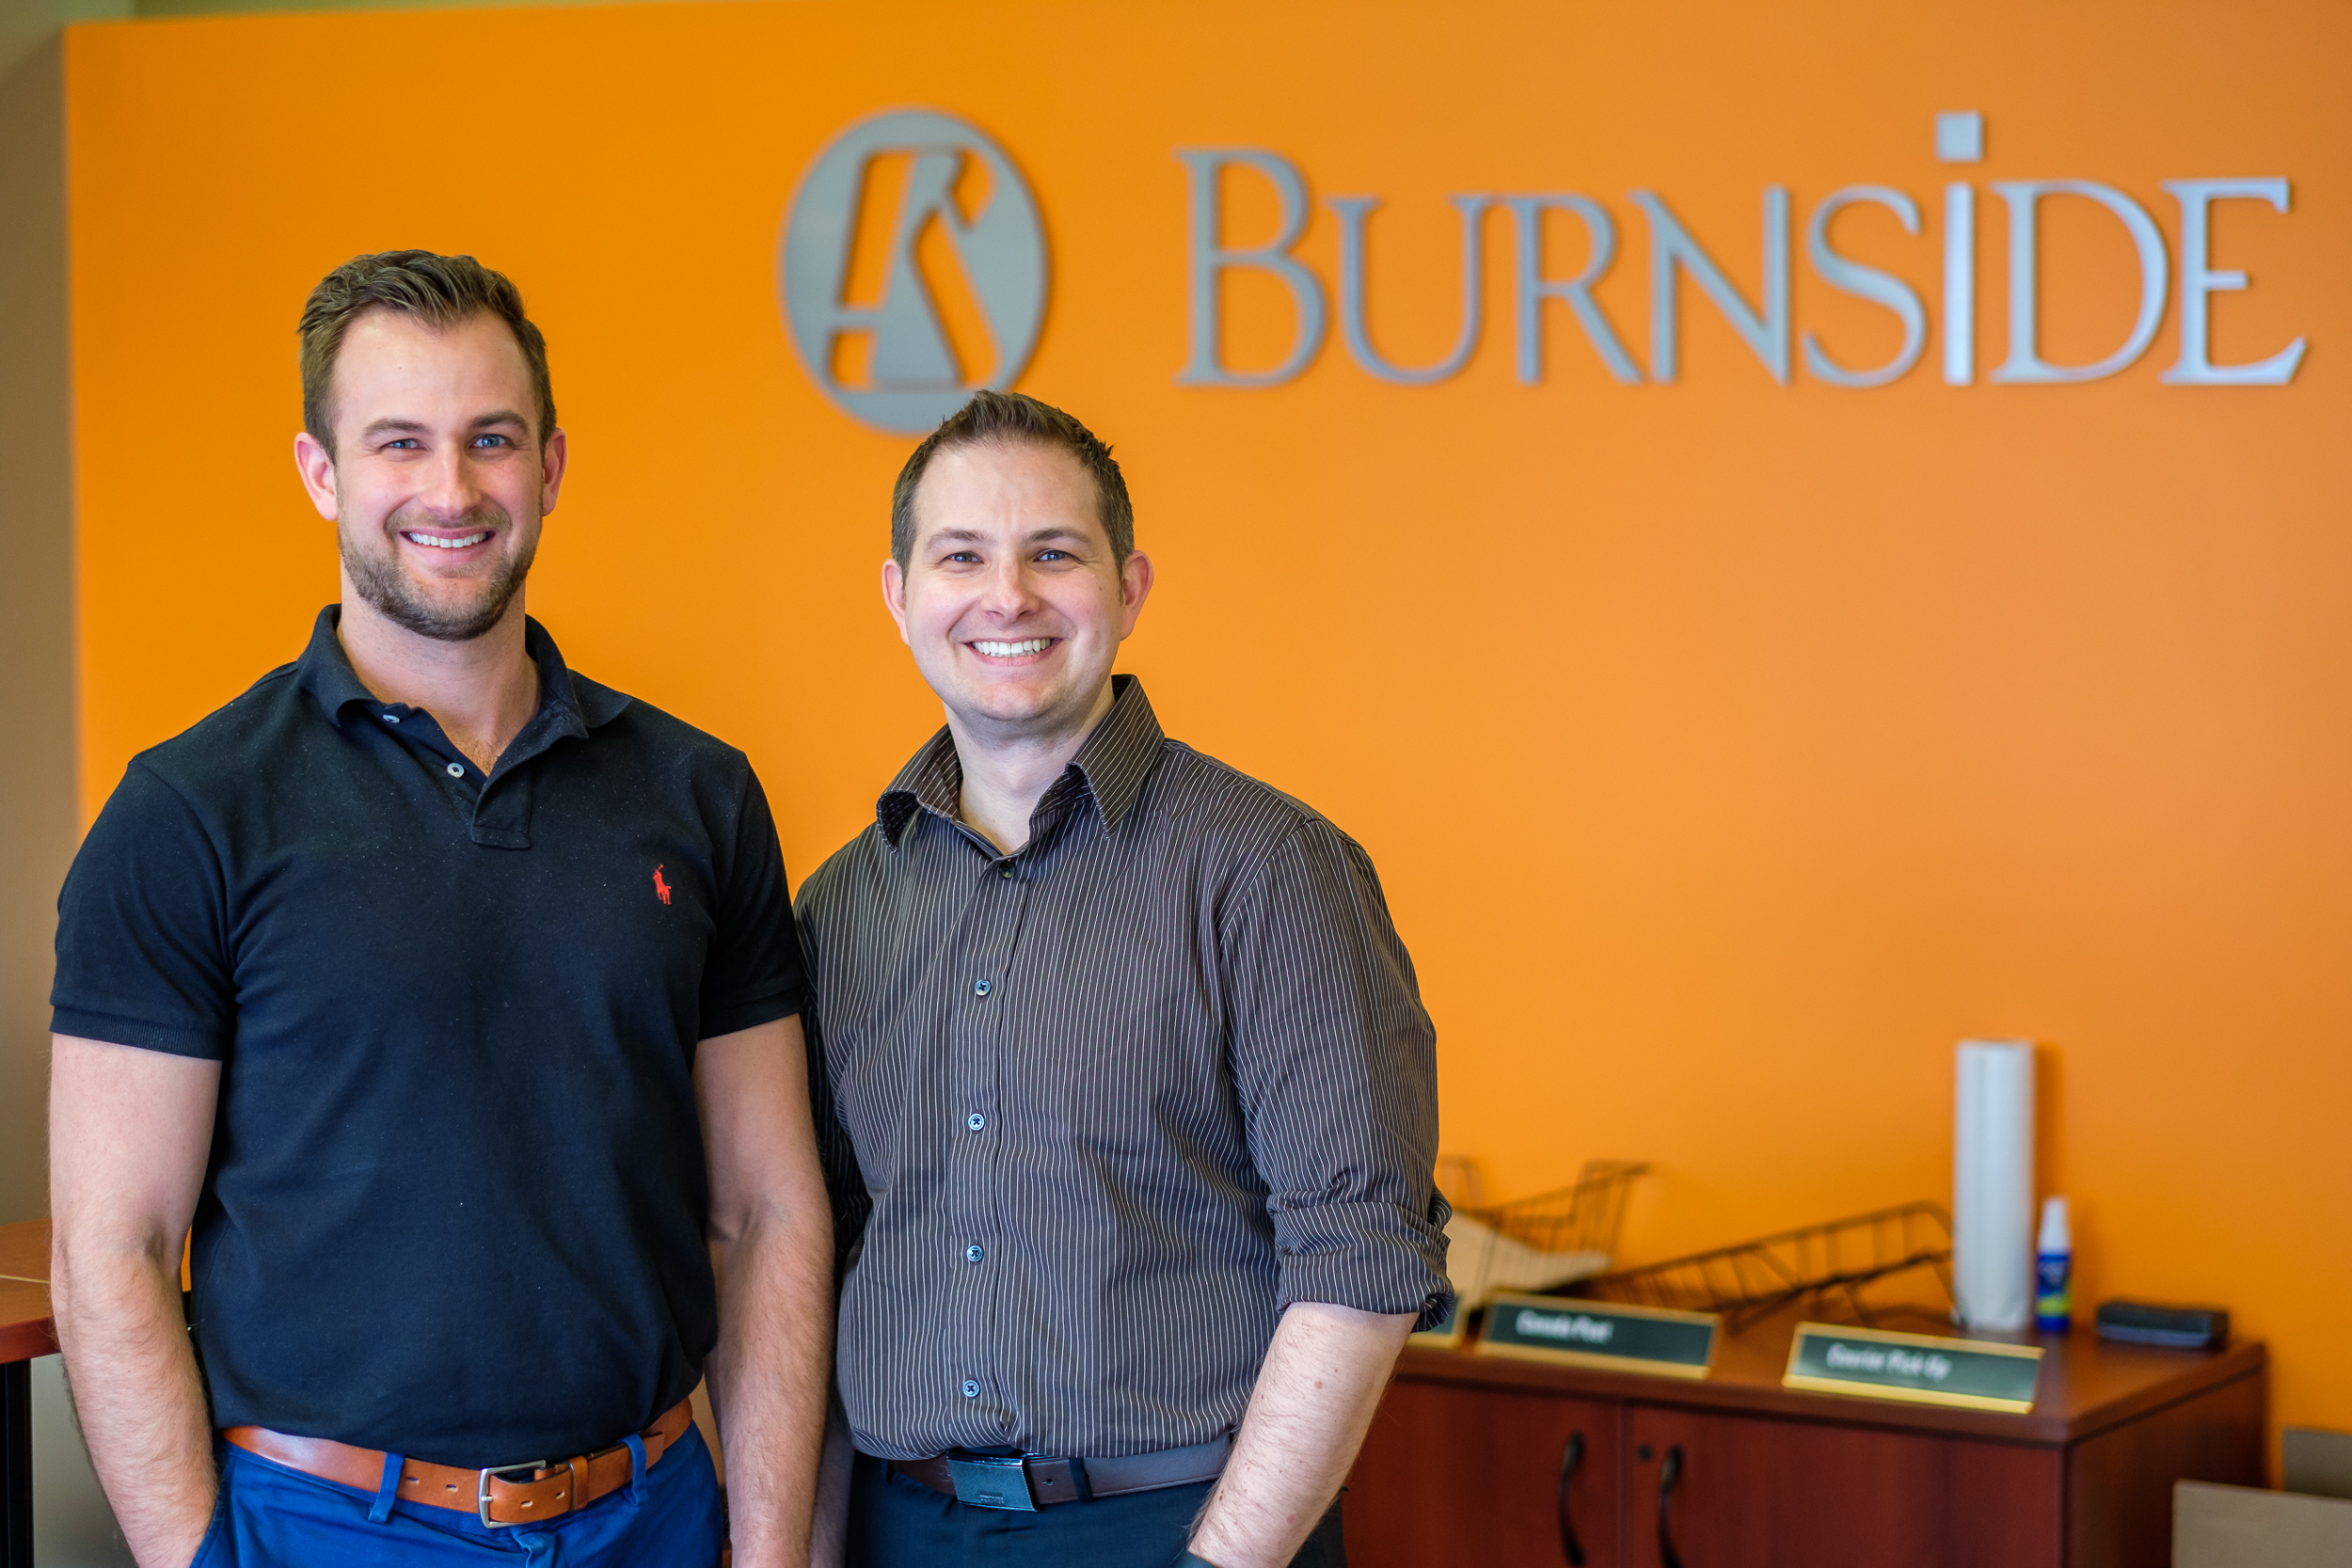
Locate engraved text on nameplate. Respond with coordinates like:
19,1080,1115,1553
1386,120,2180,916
1475,1292,1719,1378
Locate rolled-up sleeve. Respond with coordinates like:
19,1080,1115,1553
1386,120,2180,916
1221,817,1454,1329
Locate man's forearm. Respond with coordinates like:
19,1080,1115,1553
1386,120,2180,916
1187,1302,1415,1568
53,1241,215,1567
707,1207,834,1568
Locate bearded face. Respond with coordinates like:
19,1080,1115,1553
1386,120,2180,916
297,309,558,649
340,496,538,643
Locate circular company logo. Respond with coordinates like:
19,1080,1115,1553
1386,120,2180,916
780,109,1049,434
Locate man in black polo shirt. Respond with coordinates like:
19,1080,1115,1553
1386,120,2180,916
49,252,831,1567
797,391,1451,1568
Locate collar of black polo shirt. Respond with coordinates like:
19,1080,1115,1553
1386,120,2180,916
296,605,631,848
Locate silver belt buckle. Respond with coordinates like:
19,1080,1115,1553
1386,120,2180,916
946,1454,1036,1512
477,1459,552,1528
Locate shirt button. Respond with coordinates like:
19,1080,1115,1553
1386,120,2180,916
382,713,401,724
966,1244,985,1263
1000,867,1012,880
961,1380,980,1399
966,1113,986,1132
973,978,992,997
445,762,465,778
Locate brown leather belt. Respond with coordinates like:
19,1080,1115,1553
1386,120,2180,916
889,1434,1232,1511
224,1398,696,1528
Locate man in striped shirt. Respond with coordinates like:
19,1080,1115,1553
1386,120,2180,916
798,390,1451,1568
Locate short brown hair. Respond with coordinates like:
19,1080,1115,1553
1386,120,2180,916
298,250,555,456
890,389,1135,568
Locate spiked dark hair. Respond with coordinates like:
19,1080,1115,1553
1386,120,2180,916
889,389,1135,568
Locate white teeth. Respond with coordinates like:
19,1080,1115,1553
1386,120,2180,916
405,532,488,549
973,639,1052,657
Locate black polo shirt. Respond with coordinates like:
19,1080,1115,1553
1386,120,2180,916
52,608,803,1465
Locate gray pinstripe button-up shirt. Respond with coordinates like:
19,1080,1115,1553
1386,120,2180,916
796,676,1452,1461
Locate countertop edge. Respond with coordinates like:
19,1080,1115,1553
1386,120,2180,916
1392,1336,2266,1446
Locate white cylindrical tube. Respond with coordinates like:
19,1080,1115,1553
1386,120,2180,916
1952,1039,2035,1331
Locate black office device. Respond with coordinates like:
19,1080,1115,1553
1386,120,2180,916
2094,1300,2230,1350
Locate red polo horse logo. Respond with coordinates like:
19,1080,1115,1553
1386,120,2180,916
652,864,673,906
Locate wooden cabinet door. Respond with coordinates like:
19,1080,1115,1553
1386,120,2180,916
1621,1405,2061,1568
1345,1378,1624,1568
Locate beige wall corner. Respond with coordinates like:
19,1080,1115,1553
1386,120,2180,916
2,2,127,83
2176,1481,2352,1568
0,29,83,1224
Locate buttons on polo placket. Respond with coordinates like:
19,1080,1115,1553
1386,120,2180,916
973,978,992,997
966,1112,985,1131
446,762,466,779
961,1380,980,1400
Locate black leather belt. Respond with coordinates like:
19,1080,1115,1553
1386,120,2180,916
887,1434,1232,1511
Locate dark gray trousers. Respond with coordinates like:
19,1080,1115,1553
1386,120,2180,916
848,1454,1347,1568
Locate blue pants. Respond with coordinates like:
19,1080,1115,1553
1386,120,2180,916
847,1453,1347,1568
193,1423,724,1566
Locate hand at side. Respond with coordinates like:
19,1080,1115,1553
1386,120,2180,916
697,1016,836,1568
1186,1301,1415,1568
50,1036,221,1568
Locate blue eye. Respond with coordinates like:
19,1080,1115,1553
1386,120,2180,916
472,434,511,449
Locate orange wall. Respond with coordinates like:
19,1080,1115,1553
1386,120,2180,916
67,0,2352,1449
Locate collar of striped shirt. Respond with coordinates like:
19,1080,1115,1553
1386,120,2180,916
876,673,1164,848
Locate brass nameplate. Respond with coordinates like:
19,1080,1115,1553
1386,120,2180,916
1476,1293,1718,1378
1784,1323,2042,1413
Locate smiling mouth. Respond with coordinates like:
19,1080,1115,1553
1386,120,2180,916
404,531,490,550
971,638,1057,659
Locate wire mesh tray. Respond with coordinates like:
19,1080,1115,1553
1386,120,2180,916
1569,1200,1954,1331
1442,1159,1648,1315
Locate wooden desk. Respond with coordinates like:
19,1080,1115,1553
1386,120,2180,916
0,1218,56,1568
1346,1301,2265,1568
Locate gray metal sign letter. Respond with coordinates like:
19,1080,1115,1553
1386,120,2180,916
1803,186,1926,388
1631,188,1791,385
1176,150,1328,388
1506,195,1642,386
2161,179,2305,387
1331,194,1491,386
1990,180,2169,385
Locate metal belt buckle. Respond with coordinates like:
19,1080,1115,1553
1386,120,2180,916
946,1453,1036,1512
477,1459,551,1528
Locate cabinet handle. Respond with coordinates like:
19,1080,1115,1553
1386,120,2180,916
1553,1430,1586,1567
1655,1444,1686,1568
